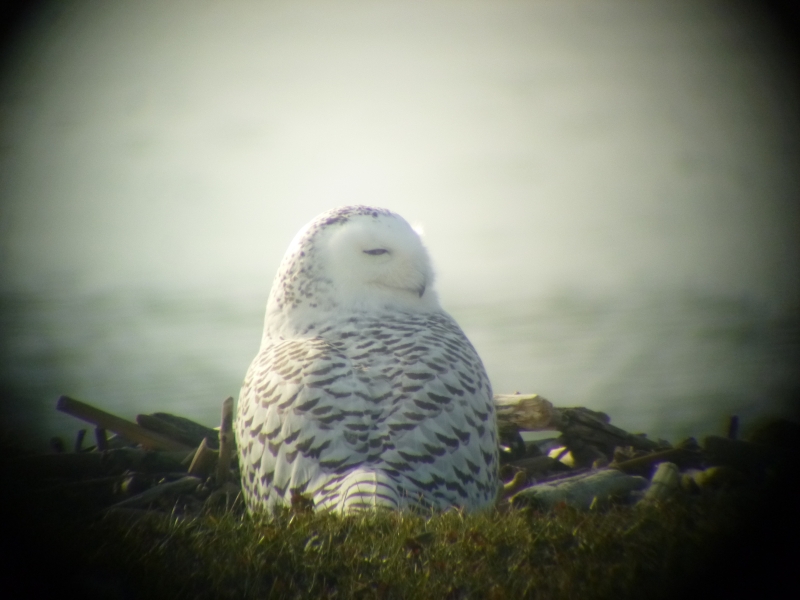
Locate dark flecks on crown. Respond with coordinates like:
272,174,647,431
272,206,399,312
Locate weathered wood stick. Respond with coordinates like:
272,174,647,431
188,437,218,477
137,413,219,449
497,471,527,501
95,427,109,451
216,397,235,483
494,394,558,431
75,429,86,453
204,481,242,512
56,396,193,452
493,394,662,462
137,413,204,449
641,462,680,503
558,407,660,452
109,475,201,510
612,448,700,474
507,455,569,478
511,468,649,510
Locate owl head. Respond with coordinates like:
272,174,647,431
266,206,441,333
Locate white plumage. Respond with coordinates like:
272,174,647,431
235,206,498,513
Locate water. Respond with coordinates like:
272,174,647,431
1,0,799,448
2,282,797,449
458,291,800,439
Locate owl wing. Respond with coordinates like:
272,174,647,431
236,336,385,511
364,314,499,510
236,315,499,513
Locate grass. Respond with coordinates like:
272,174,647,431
4,419,797,599
27,484,785,600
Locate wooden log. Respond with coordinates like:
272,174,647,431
216,397,235,483
506,455,570,479
204,481,242,512
494,394,558,432
555,435,608,468
557,407,661,453
74,429,86,453
95,427,109,451
641,462,680,503
154,412,219,444
56,396,193,452
612,448,702,475
136,413,219,449
684,465,746,489
119,472,150,496
497,471,528,501
511,468,649,510
188,437,218,477
108,475,202,510
493,394,665,468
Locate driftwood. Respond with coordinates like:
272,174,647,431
683,465,746,490
494,394,557,433
188,438,217,477
511,468,649,510
94,427,109,451
498,471,527,501
109,475,202,510
641,462,681,503
74,429,86,453
494,394,664,470
612,447,703,475
6,397,233,517
137,413,219,449
57,396,193,452
507,455,570,480
43,392,788,517
204,481,242,512
216,397,235,483
556,406,662,456
58,392,656,460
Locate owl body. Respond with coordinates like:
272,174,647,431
236,206,498,513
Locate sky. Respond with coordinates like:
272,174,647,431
0,0,798,310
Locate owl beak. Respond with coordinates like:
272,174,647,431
418,283,426,298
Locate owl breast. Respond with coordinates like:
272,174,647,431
235,205,499,514
236,310,499,513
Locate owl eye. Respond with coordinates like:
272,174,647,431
363,248,389,256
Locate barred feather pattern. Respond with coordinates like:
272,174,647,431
237,311,498,513
235,205,499,514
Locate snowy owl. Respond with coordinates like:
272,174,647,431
235,205,498,513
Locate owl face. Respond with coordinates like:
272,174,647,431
320,213,439,312
266,207,444,336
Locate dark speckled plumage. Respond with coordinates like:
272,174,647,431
235,206,498,513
